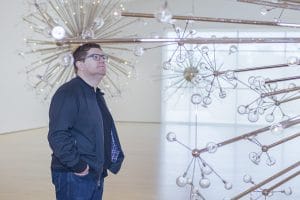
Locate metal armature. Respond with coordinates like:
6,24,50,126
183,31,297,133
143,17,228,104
237,0,300,11
231,161,300,200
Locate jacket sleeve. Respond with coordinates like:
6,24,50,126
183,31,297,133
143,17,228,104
48,89,87,173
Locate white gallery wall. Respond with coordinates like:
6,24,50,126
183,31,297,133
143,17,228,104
1,0,300,134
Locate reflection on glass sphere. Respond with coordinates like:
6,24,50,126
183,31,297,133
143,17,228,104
112,8,122,20
270,123,284,135
133,46,144,57
243,174,252,183
191,93,202,105
199,178,210,188
176,176,187,187
266,156,276,166
51,26,66,40
206,142,218,153
287,56,299,66
224,182,232,190
249,152,260,165
283,187,293,195
59,52,74,67
166,132,176,142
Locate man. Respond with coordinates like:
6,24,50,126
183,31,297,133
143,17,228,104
48,43,124,200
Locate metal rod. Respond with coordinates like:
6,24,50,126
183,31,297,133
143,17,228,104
231,161,300,200
59,37,300,45
266,170,300,194
279,95,300,104
266,132,300,149
265,75,300,84
261,86,300,98
121,11,300,28
237,0,300,11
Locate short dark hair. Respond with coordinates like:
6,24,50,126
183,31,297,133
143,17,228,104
72,43,102,73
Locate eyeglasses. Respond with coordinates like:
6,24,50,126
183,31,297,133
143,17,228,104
85,53,108,62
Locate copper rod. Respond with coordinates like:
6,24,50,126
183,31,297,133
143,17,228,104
279,95,300,104
266,170,300,194
121,11,300,28
198,117,300,154
231,161,300,200
237,0,300,11
261,86,300,97
265,75,300,84
266,132,300,149
59,37,300,45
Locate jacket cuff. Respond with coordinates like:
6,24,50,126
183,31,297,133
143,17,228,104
72,160,87,173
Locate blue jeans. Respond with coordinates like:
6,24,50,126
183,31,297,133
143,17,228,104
51,171,104,200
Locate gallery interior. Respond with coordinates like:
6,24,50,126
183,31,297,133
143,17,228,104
1,0,300,199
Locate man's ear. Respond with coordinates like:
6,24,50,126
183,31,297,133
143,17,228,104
76,60,85,71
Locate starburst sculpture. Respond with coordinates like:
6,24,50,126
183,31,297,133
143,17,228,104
21,0,137,99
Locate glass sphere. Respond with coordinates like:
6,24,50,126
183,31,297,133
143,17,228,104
112,8,122,20
59,52,74,68
166,132,176,142
260,7,269,15
265,114,275,123
202,165,212,175
199,178,210,188
176,53,186,63
203,96,212,105
154,8,172,23
249,152,260,165
283,187,292,195
51,26,66,40
206,142,218,153
201,46,209,54
243,174,252,183
224,182,233,190
287,56,299,65
133,46,144,57
237,105,247,114
162,61,172,70
248,76,256,85
191,94,202,105
248,112,259,123
81,29,95,39
266,156,276,166
176,176,187,187
225,70,236,80
219,90,226,99
94,17,104,29
229,45,238,54
270,123,284,135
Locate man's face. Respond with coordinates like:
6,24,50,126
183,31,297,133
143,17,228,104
82,48,107,77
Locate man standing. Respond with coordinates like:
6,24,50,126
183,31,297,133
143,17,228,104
48,43,124,200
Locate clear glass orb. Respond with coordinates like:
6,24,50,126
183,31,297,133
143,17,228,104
229,45,238,54
249,152,260,165
288,83,296,89
112,8,122,20
260,7,269,15
202,165,212,175
248,76,256,84
257,107,265,115
265,114,275,123
248,112,259,123
199,178,210,188
243,174,252,183
166,132,176,142
154,8,172,23
203,96,212,106
176,176,187,187
237,105,247,114
219,90,226,99
94,17,104,29
283,187,292,195
191,93,202,105
266,156,276,166
42,26,52,38
287,56,299,65
59,52,74,67
133,46,144,57
162,61,172,70
224,182,233,190
270,123,284,135
206,142,218,153
51,26,66,40
201,46,209,54
81,29,95,39
225,70,236,80
176,53,186,63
